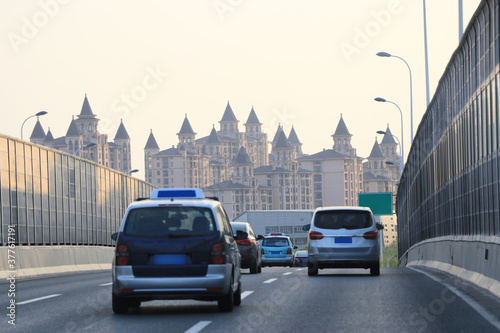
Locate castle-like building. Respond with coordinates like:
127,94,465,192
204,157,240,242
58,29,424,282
28,95,400,233
29,95,132,173
144,102,401,221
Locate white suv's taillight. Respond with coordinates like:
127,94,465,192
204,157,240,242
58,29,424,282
309,231,324,240
363,231,378,239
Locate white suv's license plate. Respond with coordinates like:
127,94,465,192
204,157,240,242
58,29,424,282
153,254,187,265
335,238,352,244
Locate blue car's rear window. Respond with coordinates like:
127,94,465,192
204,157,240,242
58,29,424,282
262,237,290,247
124,206,216,238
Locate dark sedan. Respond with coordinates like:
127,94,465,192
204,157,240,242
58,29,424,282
230,222,263,274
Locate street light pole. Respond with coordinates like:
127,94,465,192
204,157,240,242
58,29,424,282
376,52,413,144
374,98,405,170
21,111,48,140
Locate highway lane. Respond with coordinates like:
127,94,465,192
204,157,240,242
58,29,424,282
1,267,499,332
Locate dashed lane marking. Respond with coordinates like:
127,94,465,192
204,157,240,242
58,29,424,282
185,321,211,333
17,294,61,305
241,291,253,299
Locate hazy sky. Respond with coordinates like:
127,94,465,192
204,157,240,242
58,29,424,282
1,0,482,180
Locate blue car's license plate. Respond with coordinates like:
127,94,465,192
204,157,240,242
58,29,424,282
153,254,187,264
271,251,281,255
335,238,352,244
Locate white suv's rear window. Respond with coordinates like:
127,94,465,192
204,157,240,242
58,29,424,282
124,206,216,238
314,210,372,230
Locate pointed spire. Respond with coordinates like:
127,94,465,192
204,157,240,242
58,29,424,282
206,126,220,144
333,114,351,136
272,124,283,143
288,126,301,144
177,114,196,135
244,106,262,125
381,124,397,145
30,117,46,140
44,128,55,143
66,116,80,137
145,129,159,149
231,146,253,165
78,94,96,118
220,101,238,122
369,138,385,158
274,130,292,149
114,119,130,140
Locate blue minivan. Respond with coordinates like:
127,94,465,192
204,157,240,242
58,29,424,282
111,188,242,313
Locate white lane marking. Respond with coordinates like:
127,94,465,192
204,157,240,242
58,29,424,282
283,272,293,275
17,294,61,305
296,268,305,271
241,291,253,299
263,278,278,284
99,282,112,286
184,321,211,333
410,267,500,331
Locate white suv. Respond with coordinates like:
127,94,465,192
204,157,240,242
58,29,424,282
306,206,384,276
111,188,242,313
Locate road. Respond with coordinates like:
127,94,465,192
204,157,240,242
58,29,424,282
2,267,500,332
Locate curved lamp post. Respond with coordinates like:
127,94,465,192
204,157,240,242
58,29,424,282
376,52,414,144
21,111,48,140
374,97,405,170
126,169,139,175
74,142,97,156
377,130,403,176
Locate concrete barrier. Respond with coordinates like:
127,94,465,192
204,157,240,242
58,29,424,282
404,235,500,299
0,246,114,280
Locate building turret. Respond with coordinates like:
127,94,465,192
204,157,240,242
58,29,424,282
65,116,83,154
332,114,355,156
29,117,46,145
219,101,239,139
288,126,303,156
177,114,196,152
113,119,132,172
230,146,254,186
75,94,99,144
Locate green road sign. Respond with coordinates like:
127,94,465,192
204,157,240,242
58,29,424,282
358,192,393,215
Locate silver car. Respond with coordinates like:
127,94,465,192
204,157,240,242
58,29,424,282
111,188,242,313
306,206,384,276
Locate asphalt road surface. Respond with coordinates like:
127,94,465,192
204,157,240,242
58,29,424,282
2,266,500,332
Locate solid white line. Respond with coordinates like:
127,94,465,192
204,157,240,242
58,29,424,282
283,272,293,275
99,282,112,286
17,294,61,305
410,267,500,330
184,321,211,333
263,278,278,284
241,291,253,299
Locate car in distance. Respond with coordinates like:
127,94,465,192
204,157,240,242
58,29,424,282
111,188,242,314
306,206,384,276
294,250,308,267
261,233,297,267
230,222,263,274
